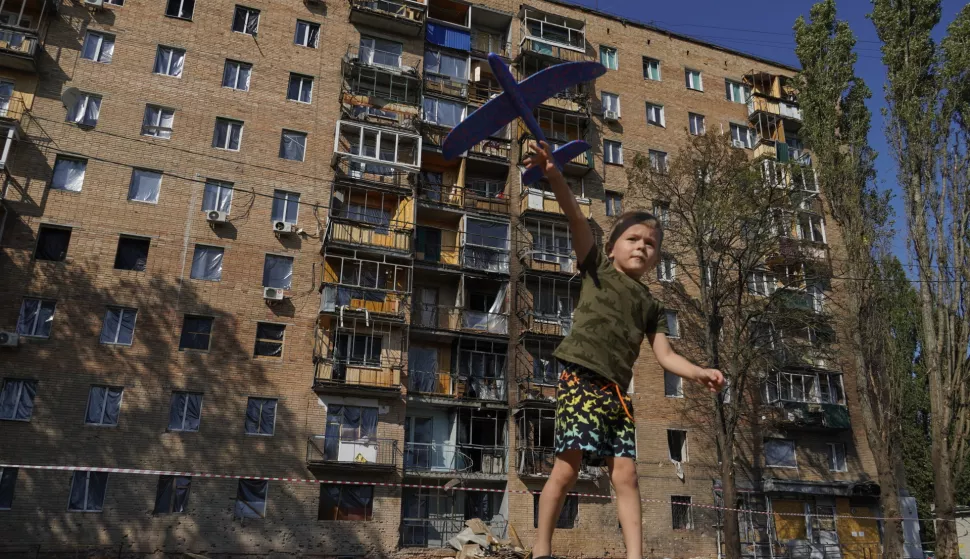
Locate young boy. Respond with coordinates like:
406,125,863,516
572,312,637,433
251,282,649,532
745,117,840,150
524,141,725,559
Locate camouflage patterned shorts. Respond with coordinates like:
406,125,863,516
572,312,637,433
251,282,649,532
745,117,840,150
554,362,637,459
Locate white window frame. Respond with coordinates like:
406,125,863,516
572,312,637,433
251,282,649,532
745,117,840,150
798,213,827,244
83,385,123,427
202,179,233,214
422,96,466,128
127,168,163,204
730,123,754,149
294,20,320,48
271,189,300,225
646,102,665,127
685,69,703,91
605,191,622,217
658,255,676,282
222,59,252,91
142,105,175,139
603,140,623,165
165,0,194,19
747,271,777,297
602,92,620,117
725,79,750,103
169,392,203,432
664,370,683,398
334,121,423,170
100,306,137,345
81,31,114,63
359,36,404,69
689,113,706,136
764,438,797,468
67,471,108,512
17,298,55,338
50,157,87,192
828,442,847,472
600,45,617,70
643,57,661,81
287,73,314,104
665,310,680,338
153,45,184,78
262,254,294,290
232,5,260,36
189,245,224,282
649,151,668,174
66,92,101,127
522,8,586,52
213,118,243,151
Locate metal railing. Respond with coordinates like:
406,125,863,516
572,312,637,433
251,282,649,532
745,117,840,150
0,95,29,123
320,285,408,318
344,44,422,75
516,447,604,479
416,179,510,215
462,245,510,274
424,73,468,98
468,79,503,105
327,219,413,253
307,436,400,467
408,369,507,401
0,25,40,59
404,442,508,475
468,138,511,161
332,156,416,190
411,304,509,336
402,516,507,548
518,37,590,62
314,358,403,390
349,0,426,23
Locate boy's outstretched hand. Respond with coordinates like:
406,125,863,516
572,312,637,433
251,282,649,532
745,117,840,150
522,140,560,177
694,368,726,393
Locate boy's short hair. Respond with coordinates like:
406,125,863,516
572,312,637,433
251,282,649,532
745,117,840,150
606,211,664,254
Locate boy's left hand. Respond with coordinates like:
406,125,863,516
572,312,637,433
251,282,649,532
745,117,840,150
695,368,726,392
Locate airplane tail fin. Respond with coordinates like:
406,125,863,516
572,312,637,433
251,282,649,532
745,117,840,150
521,140,591,185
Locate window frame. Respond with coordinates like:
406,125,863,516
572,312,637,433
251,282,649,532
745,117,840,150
153,475,192,514
244,397,278,435
142,105,175,139
81,31,115,63
665,309,680,339
730,123,755,149
685,68,703,91
65,92,102,127
645,102,665,127
725,79,751,103
605,191,622,217
127,168,164,204
50,156,87,192
67,471,109,512
231,5,260,36
153,45,185,78
658,254,676,282
168,391,204,432
599,45,618,70
262,254,294,290
279,129,308,162
178,315,214,351
294,20,320,48
34,225,72,262
189,244,224,282
202,179,233,214
319,484,375,521
601,91,620,117
0,379,37,422
100,306,137,346
828,442,848,472
83,385,124,427
17,298,55,338
764,438,798,469
688,112,706,136
286,73,314,104
642,57,661,81
664,370,683,398
671,495,693,530
212,117,244,151
603,140,623,165
271,189,300,225
667,429,688,462
253,322,286,358
222,59,252,91
648,150,668,174
164,0,194,20
234,479,268,518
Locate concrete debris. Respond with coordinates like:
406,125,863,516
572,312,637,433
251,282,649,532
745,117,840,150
448,519,528,558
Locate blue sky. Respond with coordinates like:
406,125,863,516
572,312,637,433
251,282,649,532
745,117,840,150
568,0,965,261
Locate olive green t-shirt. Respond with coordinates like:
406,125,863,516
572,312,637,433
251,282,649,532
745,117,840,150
553,245,669,389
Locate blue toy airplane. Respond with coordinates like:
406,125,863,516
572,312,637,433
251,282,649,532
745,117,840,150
442,53,606,185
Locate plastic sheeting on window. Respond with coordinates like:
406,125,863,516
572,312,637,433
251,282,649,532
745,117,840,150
128,169,163,203
67,94,101,126
245,397,277,434
85,386,122,426
222,61,251,90
190,245,223,281
0,380,36,421
234,479,267,518
319,485,373,521
115,237,149,271
0,467,17,509
202,180,233,213
51,157,86,191
82,32,114,63
279,130,306,160
271,190,299,223
154,475,191,514
408,347,438,393
286,76,312,104
168,392,202,431
764,440,796,467
36,227,71,261
142,106,174,139
178,316,212,350
262,255,293,290
154,46,184,77
69,471,108,512
214,119,242,150
347,204,390,234
326,405,378,441
254,323,285,357
17,299,54,338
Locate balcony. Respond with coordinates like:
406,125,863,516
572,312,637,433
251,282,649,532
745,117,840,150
327,214,413,256
424,73,468,100
766,237,828,266
320,285,407,320
519,137,592,174
404,442,508,478
326,181,415,255
518,38,588,63
313,357,403,395
467,137,511,162
516,447,604,480
467,77,503,105
519,189,591,219
306,436,401,469
769,401,850,431
462,245,510,274
0,0,55,75
342,48,422,108
408,368,507,403
349,0,427,36
416,178,510,216
411,304,509,336
471,30,510,59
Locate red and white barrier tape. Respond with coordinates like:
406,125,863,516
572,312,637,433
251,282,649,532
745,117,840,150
0,463,944,522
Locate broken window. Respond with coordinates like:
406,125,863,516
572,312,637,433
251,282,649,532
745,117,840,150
189,245,223,281
319,485,374,520
68,471,108,512
178,315,212,351
234,479,267,518
114,236,150,271
664,370,683,398
0,379,36,421
671,495,693,529
244,397,277,435
765,439,797,468
154,475,191,514
168,392,202,432
84,386,123,426
667,429,688,462
16,299,55,338
35,226,71,261
0,467,17,510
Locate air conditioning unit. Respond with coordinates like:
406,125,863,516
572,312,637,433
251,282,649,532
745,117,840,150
84,0,104,7
732,140,746,148
263,287,285,301
206,210,228,223
273,220,295,234
604,110,619,122
0,331,19,347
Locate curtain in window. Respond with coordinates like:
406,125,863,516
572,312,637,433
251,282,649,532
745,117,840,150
85,386,106,424
202,181,232,213
408,347,438,392
190,246,223,281
129,170,162,203
0,380,35,420
68,95,100,126
68,472,88,511
51,158,85,191
280,131,306,160
262,255,293,289
17,299,54,337
271,191,299,223
235,479,267,518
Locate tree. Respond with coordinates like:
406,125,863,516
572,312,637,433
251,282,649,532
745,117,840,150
793,3,907,558
870,2,970,558
626,131,829,559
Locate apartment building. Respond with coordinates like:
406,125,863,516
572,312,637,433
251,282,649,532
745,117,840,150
0,0,883,557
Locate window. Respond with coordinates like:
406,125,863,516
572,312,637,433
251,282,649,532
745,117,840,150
100,307,137,345
0,467,17,510
84,386,123,426
294,20,320,48
202,179,233,214
798,214,826,243
423,48,468,80
658,255,675,282
359,36,403,68
35,226,71,261
165,0,194,19
747,271,777,297
168,392,203,431
422,97,465,128
263,255,294,290
602,92,620,116
726,79,751,103
523,8,586,49
50,157,86,192
232,6,260,35
642,57,661,81
235,479,268,518
604,140,623,165
599,46,617,70
649,150,668,174
0,379,36,421
66,92,101,127
665,310,679,338
17,299,55,338
765,439,797,468
154,476,191,514
326,405,378,446
605,191,622,217
667,429,688,462
664,370,683,398
730,123,755,149
645,102,665,127
286,73,313,103
689,113,705,135
179,315,213,351
828,443,847,472
534,494,577,529
334,334,383,367
128,169,163,204
685,69,703,91
244,397,277,435
190,245,223,281
81,31,114,63
279,130,307,161
212,118,243,151
254,323,285,358
223,60,252,91
671,496,692,529
653,201,670,228
319,485,374,521
68,471,108,512
142,105,174,139
114,236,150,271
153,46,184,77
271,190,299,224
105,0,124,5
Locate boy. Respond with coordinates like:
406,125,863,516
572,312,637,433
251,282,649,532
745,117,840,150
524,141,725,559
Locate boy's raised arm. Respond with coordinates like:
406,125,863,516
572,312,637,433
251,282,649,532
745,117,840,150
524,141,595,263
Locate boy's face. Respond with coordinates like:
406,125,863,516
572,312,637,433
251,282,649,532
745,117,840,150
609,223,661,278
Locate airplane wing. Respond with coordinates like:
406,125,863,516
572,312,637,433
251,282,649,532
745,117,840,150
442,61,606,160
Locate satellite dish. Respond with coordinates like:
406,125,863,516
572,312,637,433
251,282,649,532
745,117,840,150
61,87,79,110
